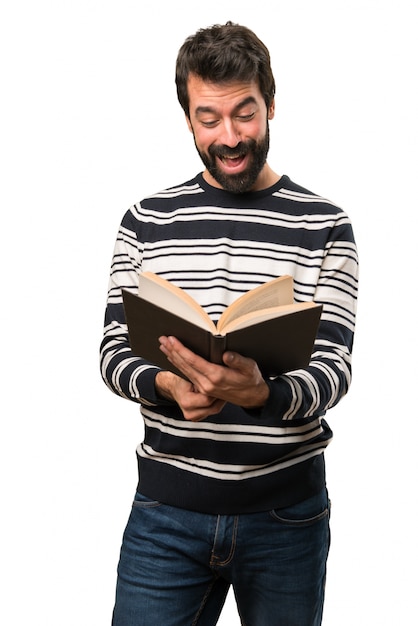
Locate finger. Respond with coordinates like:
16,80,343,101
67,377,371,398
192,399,226,420
182,396,226,421
222,351,256,373
159,336,214,379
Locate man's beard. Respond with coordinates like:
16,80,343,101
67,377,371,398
194,125,270,194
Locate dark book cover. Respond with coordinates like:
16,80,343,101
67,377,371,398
122,290,322,379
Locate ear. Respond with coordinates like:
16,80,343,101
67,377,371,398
268,99,275,120
185,114,193,133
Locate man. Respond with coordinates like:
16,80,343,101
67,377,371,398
101,22,358,626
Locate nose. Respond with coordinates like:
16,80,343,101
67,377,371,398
218,119,241,148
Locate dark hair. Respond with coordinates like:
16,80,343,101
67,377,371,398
175,22,276,117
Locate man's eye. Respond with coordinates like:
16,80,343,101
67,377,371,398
237,112,255,121
201,120,218,128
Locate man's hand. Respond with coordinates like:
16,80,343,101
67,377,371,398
155,369,226,422
158,335,270,412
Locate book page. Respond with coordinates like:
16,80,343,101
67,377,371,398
217,275,294,332
220,301,319,335
138,272,217,333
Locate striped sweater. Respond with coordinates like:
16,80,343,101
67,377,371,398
100,173,358,514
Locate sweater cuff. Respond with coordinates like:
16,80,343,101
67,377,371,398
265,377,293,413
137,367,176,406
246,376,293,421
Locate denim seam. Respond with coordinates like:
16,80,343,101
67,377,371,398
191,575,219,626
210,515,238,567
269,506,329,526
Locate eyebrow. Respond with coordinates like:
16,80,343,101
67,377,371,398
194,96,258,117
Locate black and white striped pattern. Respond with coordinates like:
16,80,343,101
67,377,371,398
100,173,358,513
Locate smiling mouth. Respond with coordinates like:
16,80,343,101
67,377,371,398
219,154,247,168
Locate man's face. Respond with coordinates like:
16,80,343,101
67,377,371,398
186,75,275,193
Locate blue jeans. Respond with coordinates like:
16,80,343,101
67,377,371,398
112,488,330,626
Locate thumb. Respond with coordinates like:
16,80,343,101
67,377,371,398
223,351,246,368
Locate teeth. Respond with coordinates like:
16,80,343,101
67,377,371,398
222,155,241,162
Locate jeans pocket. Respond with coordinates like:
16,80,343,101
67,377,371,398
269,490,330,527
132,491,162,509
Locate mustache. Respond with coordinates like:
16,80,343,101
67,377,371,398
209,139,256,159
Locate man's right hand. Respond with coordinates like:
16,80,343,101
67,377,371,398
155,370,226,422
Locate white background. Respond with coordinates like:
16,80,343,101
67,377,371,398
1,1,417,624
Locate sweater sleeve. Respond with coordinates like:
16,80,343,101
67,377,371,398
261,217,358,421
99,209,171,406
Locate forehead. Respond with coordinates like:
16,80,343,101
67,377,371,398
187,74,264,114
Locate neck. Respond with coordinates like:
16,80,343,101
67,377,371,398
250,163,281,191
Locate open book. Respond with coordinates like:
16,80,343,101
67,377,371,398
122,272,322,378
